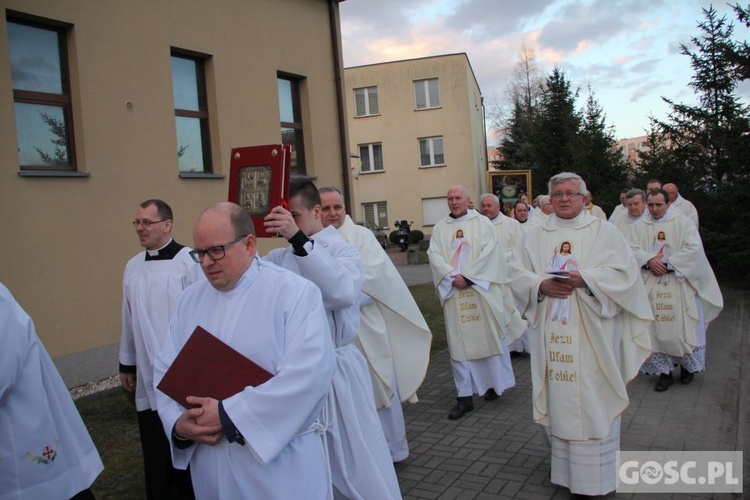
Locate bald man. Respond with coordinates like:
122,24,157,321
663,183,699,228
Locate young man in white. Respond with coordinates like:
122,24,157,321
628,188,722,391
263,180,401,499
319,186,432,463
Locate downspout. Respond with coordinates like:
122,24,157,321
329,0,352,210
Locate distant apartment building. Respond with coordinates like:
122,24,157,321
1,0,349,386
344,53,487,236
619,135,649,170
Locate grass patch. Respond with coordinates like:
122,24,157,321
77,284,446,496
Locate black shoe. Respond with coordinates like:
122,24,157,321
448,397,474,420
484,388,499,401
654,373,674,392
510,351,521,358
680,366,695,384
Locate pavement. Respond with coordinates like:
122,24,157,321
388,247,749,499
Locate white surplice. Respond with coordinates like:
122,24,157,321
154,259,335,499
428,209,526,397
671,194,699,228
511,212,653,495
0,283,103,500
121,240,203,411
337,215,431,462
265,225,401,500
609,203,627,226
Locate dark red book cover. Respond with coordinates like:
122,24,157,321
227,144,291,238
157,325,273,408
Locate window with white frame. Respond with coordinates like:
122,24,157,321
362,201,388,229
419,136,444,167
354,86,379,117
414,78,440,109
358,143,383,172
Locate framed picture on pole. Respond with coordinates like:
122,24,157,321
487,170,532,212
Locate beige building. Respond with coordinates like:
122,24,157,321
0,0,350,386
344,54,487,236
619,135,649,170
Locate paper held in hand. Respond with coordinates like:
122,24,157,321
546,270,571,279
157,325,273,408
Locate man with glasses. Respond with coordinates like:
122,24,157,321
120,199,202,499
511,172,653,496
263,179,401,499
154,202,335,498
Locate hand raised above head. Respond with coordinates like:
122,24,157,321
264,205,298,239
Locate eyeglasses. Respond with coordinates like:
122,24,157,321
189,235,248,263
550,191,584,200
132,219,169,228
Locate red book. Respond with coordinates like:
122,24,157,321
227,144,291,238
157,325,273,408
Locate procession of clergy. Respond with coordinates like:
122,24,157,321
426,173,722,497
4,172,722,499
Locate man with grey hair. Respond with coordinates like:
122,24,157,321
609,188,630,226
511,172,653,496
530,195,552,222
613,188,648,236
428,185,526,420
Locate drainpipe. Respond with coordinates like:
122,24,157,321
328,0,352,210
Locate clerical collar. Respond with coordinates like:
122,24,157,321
552,210,588,227
449,210,470,220
145,239,184,261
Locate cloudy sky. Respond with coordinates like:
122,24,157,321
339,0,750,144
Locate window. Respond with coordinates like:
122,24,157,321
278,75,306,176
171,51,212,173
354,86,378,117
422,197,447,226
8,16,75,171
358,143,383,173
414,78,440,110
419,137,445,167
362,201,389,229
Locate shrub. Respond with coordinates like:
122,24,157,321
389,230,400,244
410,230,424,243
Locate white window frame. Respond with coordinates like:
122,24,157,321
354,86,379,117
419,136,445,167
414,78,440,110
358,143,383,173
362,201,389,229
422,197,446,226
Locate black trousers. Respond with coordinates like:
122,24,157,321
137,409,195,500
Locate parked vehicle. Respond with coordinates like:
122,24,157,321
393,220,412,251
357,220,388,249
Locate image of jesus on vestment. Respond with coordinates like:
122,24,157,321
546,241,577,325
449,229,471,271
651,231,673,285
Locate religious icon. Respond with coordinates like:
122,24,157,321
546,241,578,325
449,229,470,271
651,231,673,285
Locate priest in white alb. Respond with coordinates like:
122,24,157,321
319,186,432,463
428,185,526,420
663,183,700,228
609,188,629,226
613,188,648,237
628,188,722,392
263,180,401,499
510,172,653,496
154,203,335,499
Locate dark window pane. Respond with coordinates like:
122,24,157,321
278,78,301,123
281,126,306,176
8,22,63,94
14,102,70,167
354,88,366,116
368,87,379,114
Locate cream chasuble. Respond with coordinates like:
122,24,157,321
338,216,432,406
512,212,653,441
628,209,722,357
428,210,526,362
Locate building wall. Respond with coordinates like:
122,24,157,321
0,0,347,386
344,54,486,235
